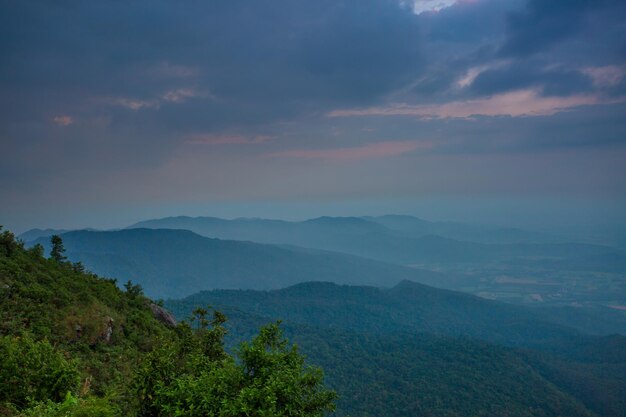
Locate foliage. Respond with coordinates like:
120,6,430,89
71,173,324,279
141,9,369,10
49,235,66,262
0,228,335,416
0,335,79,409
0,227,18,257
124,280,144,298
19,393,119,417
134,311,335,416
167,287,626,417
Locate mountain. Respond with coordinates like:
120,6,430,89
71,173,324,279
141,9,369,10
0,228,336,416
29,227,626,334
364,214,552,243
167,280,595,350
18,228,70,242
130,214,553,245
127,215,626,270
242,319,598,417
31,228,450,298
4,227,608,416
0,228,176,414
166,282,626,417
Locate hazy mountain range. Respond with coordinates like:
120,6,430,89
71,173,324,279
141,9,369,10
127,215,625,270
14,216,626,416
30,228,449,298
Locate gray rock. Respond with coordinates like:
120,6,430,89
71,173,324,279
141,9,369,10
150,303,177,327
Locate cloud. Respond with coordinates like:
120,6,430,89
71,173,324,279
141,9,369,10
0,0,424,132
469,63,593,96
266,140,431,160
104,97,161,111
499,0,593,57
408,0,459,14
186,134,274,146
161,88,209,103
2,0,626,229
456,61,510,89
99,87,206,111
499,0,625,58
328,89,625,119
52,115,73,126
582,65,626,88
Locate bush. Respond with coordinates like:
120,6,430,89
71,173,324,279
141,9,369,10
0,335,79,409
20,393,119,417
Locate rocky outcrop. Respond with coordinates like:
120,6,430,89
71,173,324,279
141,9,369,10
150,303,177,327
101,317,114,343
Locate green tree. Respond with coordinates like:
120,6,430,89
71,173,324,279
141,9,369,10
134,313,336,416
0,226,18,257
29,243,45,258
49,235,67,262
124,280,143,298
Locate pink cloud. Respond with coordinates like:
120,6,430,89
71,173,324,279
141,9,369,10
582,65,626,88
266,140,431,161
328,89,626,119
52,115,73,126
186,134,275,145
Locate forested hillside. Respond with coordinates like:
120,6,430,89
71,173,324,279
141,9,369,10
0,228,335,416
170,281,619,350
167,283,626,417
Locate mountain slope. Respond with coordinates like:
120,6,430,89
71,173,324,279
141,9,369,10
31,228,448,298
0,228,337,416
0,228,176,414
166,282,626,417
168,280,593,350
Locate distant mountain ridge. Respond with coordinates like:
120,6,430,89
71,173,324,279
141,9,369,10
18,227,100,242
18,228,70,242
127,215,626,270
130,214,551,245
31,228,450,298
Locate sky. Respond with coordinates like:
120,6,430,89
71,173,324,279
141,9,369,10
1,0,626,234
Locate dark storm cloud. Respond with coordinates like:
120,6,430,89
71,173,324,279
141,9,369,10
499,0,626,59
0,0,423,133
